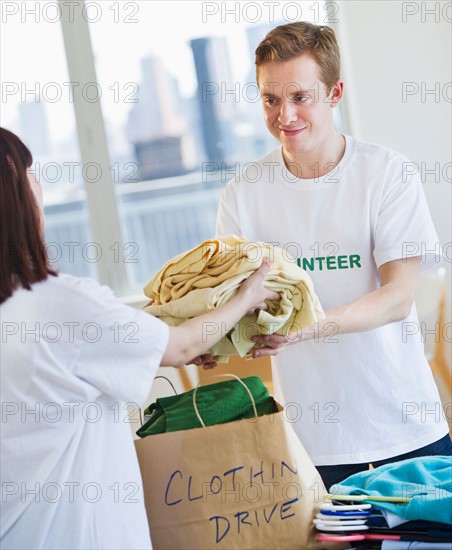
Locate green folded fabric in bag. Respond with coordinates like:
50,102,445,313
137,376,278,438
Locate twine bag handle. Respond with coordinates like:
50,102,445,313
192,373,258,428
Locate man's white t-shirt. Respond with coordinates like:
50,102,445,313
216,134,448,465
1,274,169,549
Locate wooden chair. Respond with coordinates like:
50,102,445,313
197,355,273,394
415,267,451,432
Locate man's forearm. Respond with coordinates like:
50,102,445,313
252,257,421,357
309,283,413,340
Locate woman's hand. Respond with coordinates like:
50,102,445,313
236,257,280,313
187,258,279,369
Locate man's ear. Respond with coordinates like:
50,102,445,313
328,80,344,106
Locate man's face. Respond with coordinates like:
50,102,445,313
258,54,342,157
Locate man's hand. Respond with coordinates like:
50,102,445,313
250,319,339,357
251,331,301,358
251,256,422,358
187,258,422,364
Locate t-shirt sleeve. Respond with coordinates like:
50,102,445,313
216,179,241,237
72,279,169,405
373,155,441,272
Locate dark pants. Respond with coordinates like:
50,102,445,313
317,433,452,491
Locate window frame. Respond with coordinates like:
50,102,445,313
59,0,129,294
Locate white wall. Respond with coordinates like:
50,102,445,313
337,1,451,260
336,0,451,367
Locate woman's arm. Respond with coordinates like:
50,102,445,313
160,258,279,367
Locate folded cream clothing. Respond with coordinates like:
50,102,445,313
143,235,324,361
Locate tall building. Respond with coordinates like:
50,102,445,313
134,136,196,180
127,55,185,143
126,55,196,180
239,24,281,159
190,36,237,164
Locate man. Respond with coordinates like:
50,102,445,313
199,21,451,489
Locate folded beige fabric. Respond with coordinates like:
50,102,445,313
143,235,324,362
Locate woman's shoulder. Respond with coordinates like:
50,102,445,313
35,273,117,307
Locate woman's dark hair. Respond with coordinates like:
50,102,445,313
0,127,57,303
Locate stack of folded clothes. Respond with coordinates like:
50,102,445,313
143,235,324,362
314,456,452,549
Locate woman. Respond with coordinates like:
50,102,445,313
0,127,277,549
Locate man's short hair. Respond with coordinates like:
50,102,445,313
255,22,340,92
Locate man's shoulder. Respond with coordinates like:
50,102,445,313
241,146,282,170
351,135,411,165
226,147,282,187
346,136,417,190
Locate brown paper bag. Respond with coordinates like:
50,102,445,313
135,401,330,549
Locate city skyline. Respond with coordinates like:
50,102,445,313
18,21,279,186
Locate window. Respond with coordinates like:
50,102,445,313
1,3,91,277
3,0,337,295
88,1,283,292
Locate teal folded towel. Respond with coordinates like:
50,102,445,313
331,455,452,524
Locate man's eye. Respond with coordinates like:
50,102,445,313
264,97,277,105
294,95,308,102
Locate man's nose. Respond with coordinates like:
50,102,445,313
278,99,298,126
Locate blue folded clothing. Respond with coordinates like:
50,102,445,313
331,455,452,524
